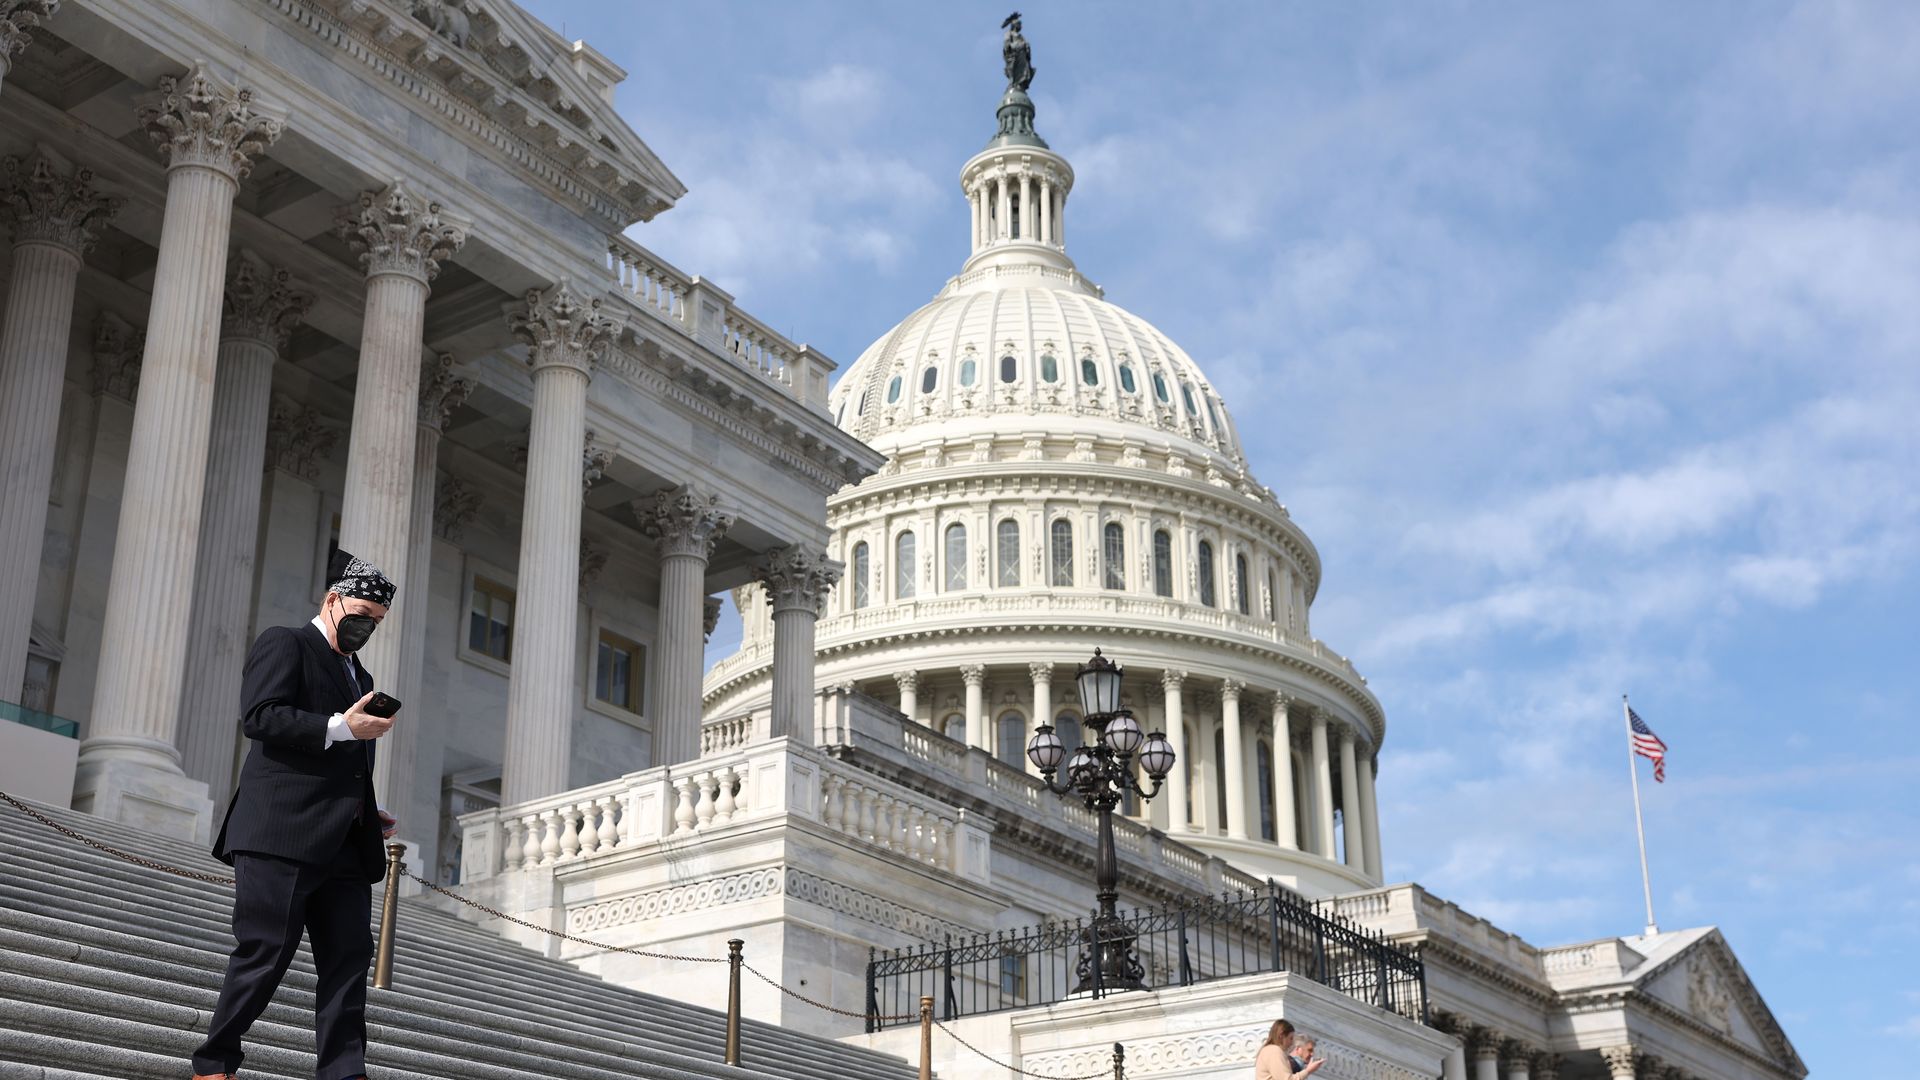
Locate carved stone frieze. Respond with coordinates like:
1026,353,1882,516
90,313,143,402
137,62,284,180
636,485,732,560
435,473,483,541
510,278,614,376
264,396,337,481
336,180,466,283
221,250,311,353
418,351,473,431
0,153,118,253
757,545,843,616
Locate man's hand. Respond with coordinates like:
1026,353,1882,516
378,808,398,840
344,690,395,740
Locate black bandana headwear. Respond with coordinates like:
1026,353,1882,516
326,548,396,607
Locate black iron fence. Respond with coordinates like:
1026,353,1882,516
865,882,1425,1031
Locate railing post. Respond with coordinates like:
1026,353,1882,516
919,995,935,1080
1417,947,1431,1025
941,934,957,1020
1375,930,1390,1009
725,938,743,1065
372,842,405,990
1176,906,1191,986
1113,1041,1126,1080
1266,880,1282,973
865,946,880,1034
1313,909,1328,983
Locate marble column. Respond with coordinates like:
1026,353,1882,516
1359,749,1383,879
759,545,841,746
1027,661,1052,777
498,283,612,805
1220,679,1248,839
1161,670,1188,832
1339,727,1366,871
175,252,309,803
379,353,469,834
1309,708,1335,856
893,669,918,725
74,64,283,840
1599,1048,1638,1080
1039,179,1052,245
1531,1053,1561,1080
1502,1042,1533,1080
1443,1045,1468,1080
0,153,115,700
639,485,733,769
960,664,986,751
1018,173,1031,240
1472,1035,1503,1080
0,1,60,94
1270,694,1297,849
332,180,465,705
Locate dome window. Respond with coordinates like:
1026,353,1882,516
887,375,903,404
1000,355,1018,383
852,542,870,609
996,519,1021,586
1235,553,1250,615
944,522,968,591
1152,529,1173,597
1197,539,1217,607
1102,522,1125,589
1041,353,1059,383
1180,382,1199,416
1049,519,1074,586
1206,396,1221,431
895,531,916,600
1080,357,1100,385
858,387,872,415
1118,364,1137,394
1151,372,1170,403
921,365,939,393
959,357,977,387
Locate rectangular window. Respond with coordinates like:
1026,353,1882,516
467,577,515,663
999,954,1026,999
594,629,645,714
1102,523,1125,590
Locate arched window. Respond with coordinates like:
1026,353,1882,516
1080,356,1100,385
921,366,938,393
1153,530,1173,597
1040,352,1059,383
1214,726,1227,829
1257,740,1275,841
944,522,968,591
1197,540,1216,607
852,542,870,609
895,531,916,600
1180,382,1199,416
996,710,1028,766
1267,569,1279,622
835,400,847,425
1206,396,1221,431
858,387,872,415
996,519,1021,586
1000,354,1017,383
1049,519,1074,586
959,357,977,387
1102,522,1125,590
1054,709,1084,759
887,375,903,404
1118,364,1137,394
1152,372,1170,403
1235,553,1250,615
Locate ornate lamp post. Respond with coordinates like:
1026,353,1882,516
1026,649,1177,993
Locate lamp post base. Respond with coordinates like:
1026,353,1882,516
1072,916,1146,994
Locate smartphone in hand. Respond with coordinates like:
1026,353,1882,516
364,692,402,718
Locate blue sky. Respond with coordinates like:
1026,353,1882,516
525,3,1919,1072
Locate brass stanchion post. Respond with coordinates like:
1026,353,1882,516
918,995,934,1080
1113,1041,1126,1080
373,842,406,990
725,938,744,1065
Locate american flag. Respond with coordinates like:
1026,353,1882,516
1628,708,1667,782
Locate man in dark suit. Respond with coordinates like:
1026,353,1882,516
190,550,401,1080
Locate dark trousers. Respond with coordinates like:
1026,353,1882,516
191,833,371,1079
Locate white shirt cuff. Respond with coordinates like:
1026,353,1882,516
323,711,356,748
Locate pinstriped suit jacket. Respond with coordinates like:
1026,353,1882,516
212,622,384,882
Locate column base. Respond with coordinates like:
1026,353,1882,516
70,755,215,845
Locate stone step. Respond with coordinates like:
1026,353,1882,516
0,797,918,1080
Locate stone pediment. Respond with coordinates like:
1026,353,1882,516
311,0,685,225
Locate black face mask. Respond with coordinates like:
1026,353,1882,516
330,601,378,654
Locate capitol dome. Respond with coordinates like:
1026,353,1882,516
707,76,1387,897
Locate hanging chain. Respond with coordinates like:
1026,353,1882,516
0,790,236,886
934,1020,1117,1080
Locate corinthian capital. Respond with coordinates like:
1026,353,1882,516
336,180,466,283
1028,662,1052,685
959,664,987,687
1160,669,1186,692
222,250,311,353
582,431,614,493
1220,678,1245,701
0,153,118,254
509,278,614,376
637,485,733,560
90,312,144,402
138,61,283,180
757,545,844,616
703,595,724,642
418,351,473,431
2,3,61,67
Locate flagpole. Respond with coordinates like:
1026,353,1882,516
1623,694,1658,935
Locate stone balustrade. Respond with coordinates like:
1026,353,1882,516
458,736,988,885
700,709,769,756
605,234,834,411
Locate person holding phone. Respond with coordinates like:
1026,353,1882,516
191,549,401,1080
